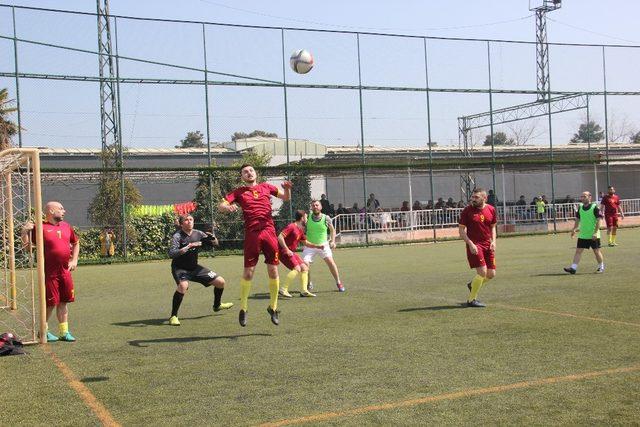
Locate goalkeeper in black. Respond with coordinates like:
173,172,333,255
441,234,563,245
168,214,233,326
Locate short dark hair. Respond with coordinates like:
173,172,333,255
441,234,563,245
472,187,485,194
294,210,306,221
240,163,253,173
178,214,193,225
608,185,614,189
311,199,319,204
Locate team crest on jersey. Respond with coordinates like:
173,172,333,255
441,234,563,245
473,214,485,223
252,190,260,199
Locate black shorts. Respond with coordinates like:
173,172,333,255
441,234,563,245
172,265,218,286
577,238,601,249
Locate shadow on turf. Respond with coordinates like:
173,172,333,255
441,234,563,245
533,273,573,277
112,315,213,327
128,333,272,348
250,291,337,300
398,304,466,312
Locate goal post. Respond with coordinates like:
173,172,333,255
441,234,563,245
0,148,46,344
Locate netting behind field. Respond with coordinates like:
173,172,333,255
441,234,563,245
0,150,43,344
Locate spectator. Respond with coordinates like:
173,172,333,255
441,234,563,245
350,203,359,213
328,203,336,217
400,201,410,227
457,199,466,208
336,203,348,215
378,208,392,232
434,197,445,209
412,200,422,210
535,196,546,220
446,197,457,208
487,189,498,207
515,195,527,206
100,226,115,257
320,194,331,214
367,193,380,213
425,200,434,209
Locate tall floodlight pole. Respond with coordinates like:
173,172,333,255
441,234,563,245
97,0,126,256
530,0,562,101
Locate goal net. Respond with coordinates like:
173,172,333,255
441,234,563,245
0,149,45,344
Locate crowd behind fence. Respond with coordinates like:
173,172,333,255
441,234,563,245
332,199,640,235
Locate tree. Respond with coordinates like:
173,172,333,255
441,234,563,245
483,131,514,146
506,120,542,146
176,130,205,148
570,121,604,144
232,130,278,142
0,88,19,151
631,131,640,144
274,167,312,229
607,113,631,143
88,177,142,226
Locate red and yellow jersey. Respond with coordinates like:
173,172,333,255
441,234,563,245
33,221,78,275
601,194,620,216
280,222,306,251
458,204,497,244
225,182,279,231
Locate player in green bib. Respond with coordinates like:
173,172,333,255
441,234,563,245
564,191,605,274
301,200,345,292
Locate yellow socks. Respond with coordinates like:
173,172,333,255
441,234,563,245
283,270,298,292
58,322,68,336
612,233,617,244
268,278,279,311
240,278,252,311
468,275,484,302
300,270,309,293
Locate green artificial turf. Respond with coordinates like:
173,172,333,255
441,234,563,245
2,229,639,425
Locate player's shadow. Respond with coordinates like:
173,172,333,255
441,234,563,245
112,315,213,327
249,293,271,300
128,333,272,348
532,273,570,277
398,304,467,312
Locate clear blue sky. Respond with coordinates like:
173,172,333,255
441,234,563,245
1,0,639,149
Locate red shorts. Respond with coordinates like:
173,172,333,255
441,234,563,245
244,227,280,268
280,252,303,270
466,243,496,270
45,270,75,307
605,215,618,228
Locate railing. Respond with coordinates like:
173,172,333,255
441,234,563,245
332,198,640,235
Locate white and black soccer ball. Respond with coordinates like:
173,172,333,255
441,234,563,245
290,49,314,74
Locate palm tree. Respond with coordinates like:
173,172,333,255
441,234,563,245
0,88,19,151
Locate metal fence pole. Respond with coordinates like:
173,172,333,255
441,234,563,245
11,7,22,148
487,41,497,201
280,29,293,221
202,24,215,228
356,33,369,245
423,38,436,242
602,46,610,186
546,40,557,233
114,16,127,257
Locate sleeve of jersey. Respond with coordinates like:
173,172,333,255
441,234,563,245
70,227,79,244
267,183,279,196
491,207,498,225
224,189,237,205
458,208,467,226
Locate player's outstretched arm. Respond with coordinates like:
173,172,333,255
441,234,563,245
327,217,337,249
218,199,237,214
277,181,293,201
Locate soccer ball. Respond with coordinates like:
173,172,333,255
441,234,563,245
290,49,314,74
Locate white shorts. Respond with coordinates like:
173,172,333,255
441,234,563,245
302,245,333,264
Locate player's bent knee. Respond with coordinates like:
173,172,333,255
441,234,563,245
212,276,225,287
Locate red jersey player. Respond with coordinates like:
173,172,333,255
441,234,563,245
600,185,624,246
277,210,323,298
458,188,497,308
21,201,80,342
218,164,291,327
